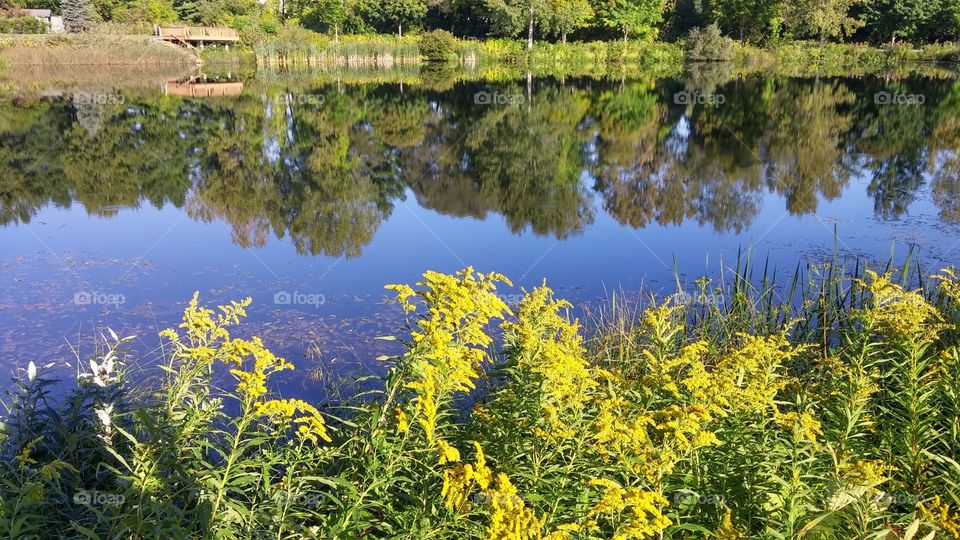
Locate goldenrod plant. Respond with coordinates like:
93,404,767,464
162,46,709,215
2,263,960,538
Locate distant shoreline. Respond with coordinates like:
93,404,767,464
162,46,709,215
1,33,958,79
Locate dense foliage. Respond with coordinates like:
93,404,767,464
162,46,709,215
2,262,960,538
0,13,47,33
5,0,953,47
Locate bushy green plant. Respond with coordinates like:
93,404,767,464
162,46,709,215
0,15,47,34
685,23,734,62
418,29,457,62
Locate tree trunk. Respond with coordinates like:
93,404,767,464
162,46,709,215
527,4,534,50
399,22,402,39
623,27,627,43
561,31,566,43
334,24,339,42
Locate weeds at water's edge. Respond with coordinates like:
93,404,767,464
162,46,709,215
2,259,960,538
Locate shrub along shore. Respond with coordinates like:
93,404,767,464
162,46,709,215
2,259,960,538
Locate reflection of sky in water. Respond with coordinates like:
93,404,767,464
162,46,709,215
2,167,958,401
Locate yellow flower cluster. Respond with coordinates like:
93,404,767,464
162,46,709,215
438,441,548,540
585,479,671,540
386,268,511,444
935,267,960,307
161,293,329,444
689,333,801,416
15,436,44,471
227,337,294,401
713,509,744,539
441,441,492,510
836,458,890,492
159,292,255,370
773,410,823,445
485,473,547,540
920,496,960,539
255,398,331,444
502,285,597,442
857,270,948,341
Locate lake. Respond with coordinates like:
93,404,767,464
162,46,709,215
1,66,959,399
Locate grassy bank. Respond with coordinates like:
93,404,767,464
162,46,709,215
247,32,960,79
0,34,200,66
249,29,685,77
3,258,960,538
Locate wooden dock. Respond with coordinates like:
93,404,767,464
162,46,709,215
156,26,240,47
164,79,244,98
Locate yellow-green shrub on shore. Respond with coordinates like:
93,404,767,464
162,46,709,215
2,264,960,538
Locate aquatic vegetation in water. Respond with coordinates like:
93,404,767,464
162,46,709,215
2,264,960,538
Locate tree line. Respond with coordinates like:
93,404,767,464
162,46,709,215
23,0,960,48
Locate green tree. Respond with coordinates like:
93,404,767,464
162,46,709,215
709,0,781,42
593,0,664,42
377,0,427,36
786,0,865,44
482,0,550,49
316,0,349,39
61,0,99,32
864,0,939,43
547,0,593,42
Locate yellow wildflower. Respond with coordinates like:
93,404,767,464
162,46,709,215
395,407,409,433
441,442,493,511
773,410,823,445
837,458,890,492
857,270,948,340
502,284,598,442
934,267,960,307
920,496,960,539
437,439,461,464
586,479,671,540
387,268,512,444
39,460,77,482
485,473,546,540
256,398,331,444
713,509,744,539
16,436,44,471
230,337,294,401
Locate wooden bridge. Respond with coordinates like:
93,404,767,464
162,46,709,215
164,79,244,98
156,26,240,48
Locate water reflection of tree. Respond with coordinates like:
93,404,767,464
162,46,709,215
2,74,960,256
850,81,930,220
765,79,855,214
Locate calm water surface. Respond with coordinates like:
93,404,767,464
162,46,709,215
1,68,959,398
